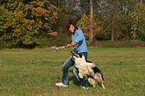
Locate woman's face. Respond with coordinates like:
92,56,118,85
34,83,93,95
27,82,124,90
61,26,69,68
69,24,75,33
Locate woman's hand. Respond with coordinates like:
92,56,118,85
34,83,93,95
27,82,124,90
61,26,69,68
71,41,76,46
71,41,78,48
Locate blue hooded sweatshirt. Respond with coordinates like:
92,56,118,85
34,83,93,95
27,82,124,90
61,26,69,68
71,27,88,53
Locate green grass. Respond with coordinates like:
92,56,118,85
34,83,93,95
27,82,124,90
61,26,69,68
0,48,145,96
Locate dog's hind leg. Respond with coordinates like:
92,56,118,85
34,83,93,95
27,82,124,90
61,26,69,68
88,77,97,87
99,74,105,89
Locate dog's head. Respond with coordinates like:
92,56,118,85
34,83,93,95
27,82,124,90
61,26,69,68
71,51,80,58
71,51,86,65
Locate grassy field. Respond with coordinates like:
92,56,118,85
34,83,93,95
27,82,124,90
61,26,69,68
0,48,145,96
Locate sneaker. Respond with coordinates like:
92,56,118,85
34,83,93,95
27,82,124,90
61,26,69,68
82,86,89,89
56,82,68,87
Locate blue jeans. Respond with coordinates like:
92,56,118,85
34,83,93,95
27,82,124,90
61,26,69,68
62,52,88,87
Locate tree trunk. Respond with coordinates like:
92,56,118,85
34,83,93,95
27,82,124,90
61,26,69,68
89,0,93,43
140,0,142,3
111,13,115,41
111,1,118,41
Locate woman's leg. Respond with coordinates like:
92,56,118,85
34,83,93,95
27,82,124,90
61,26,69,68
62,56,74,85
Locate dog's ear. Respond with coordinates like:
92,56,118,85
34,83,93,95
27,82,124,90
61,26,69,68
71,51,74,56
82,55,85,59
71,51,73,54
71,51,80,58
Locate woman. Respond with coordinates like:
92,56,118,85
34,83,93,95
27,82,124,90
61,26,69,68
56,19,89,89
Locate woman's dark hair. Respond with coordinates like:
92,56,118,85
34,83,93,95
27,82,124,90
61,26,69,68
66,19,78,32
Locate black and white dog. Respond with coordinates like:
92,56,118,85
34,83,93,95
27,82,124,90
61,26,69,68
71,51,105,89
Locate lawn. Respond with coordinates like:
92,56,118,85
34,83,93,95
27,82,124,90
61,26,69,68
0,48,145,96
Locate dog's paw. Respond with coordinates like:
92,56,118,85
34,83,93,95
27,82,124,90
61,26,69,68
93,85,96,87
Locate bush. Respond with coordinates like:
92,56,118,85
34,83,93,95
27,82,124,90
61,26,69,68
91,40,145,48
36,34,71,48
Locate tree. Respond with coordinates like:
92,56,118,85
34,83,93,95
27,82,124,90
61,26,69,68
99,0,129,41
89,0,94,42
0,0,58,48
129,0,145,40
23,0,58,35
49,0,79,35
0,4,38,48
77,13,90,40
77,13,102,42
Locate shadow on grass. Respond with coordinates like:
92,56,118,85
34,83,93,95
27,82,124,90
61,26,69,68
69,70,81,86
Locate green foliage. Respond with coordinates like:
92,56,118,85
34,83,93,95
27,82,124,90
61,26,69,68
53,3,77,35
0,0,145,49
129,3,145,40
0,1,58,48
0,4,38,48
36,35,71,48
23,0,58,34
77,13,90,40
77,13,103,43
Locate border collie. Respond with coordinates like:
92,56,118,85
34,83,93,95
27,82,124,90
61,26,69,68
71,51,105,89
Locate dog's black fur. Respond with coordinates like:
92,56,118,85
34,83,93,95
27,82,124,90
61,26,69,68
91,66,104,80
